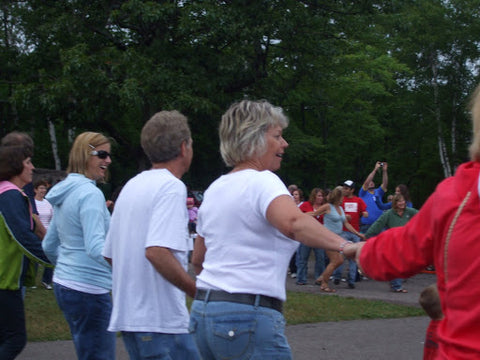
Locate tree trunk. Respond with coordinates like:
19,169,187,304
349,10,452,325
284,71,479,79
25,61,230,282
431,56,452,178
48,120,61,170
451,95,457,169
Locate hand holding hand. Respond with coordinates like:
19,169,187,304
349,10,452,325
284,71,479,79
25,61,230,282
342,242,358,260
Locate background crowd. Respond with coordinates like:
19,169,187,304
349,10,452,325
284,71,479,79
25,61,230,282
288,159,417,293
2,81,480,359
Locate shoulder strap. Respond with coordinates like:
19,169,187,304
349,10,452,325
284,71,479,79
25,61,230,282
443,191,471,284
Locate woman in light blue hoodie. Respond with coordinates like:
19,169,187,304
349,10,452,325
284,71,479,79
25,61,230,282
42,132,114,360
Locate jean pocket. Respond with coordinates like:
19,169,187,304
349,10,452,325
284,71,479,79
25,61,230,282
211,317,256,359
188,316,198,334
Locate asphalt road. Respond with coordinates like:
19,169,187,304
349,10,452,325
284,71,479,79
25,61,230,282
18,259,435,359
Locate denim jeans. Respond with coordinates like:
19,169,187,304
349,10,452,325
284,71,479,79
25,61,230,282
0,289,26,360
122,331,200,360
390,278,403,291
333,232,360,285
41,266,53,284
288,252,297,274
189,299,292,359
295,244,325,284
53,283,115,360
360,223,371,234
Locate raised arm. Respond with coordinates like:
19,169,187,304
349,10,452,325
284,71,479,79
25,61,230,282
381,162,388,191
362,162,382,191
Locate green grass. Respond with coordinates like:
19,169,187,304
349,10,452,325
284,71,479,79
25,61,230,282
24,287,71,342
284,292,425,325
24,287,425,342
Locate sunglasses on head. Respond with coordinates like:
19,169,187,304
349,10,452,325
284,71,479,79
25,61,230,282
90,150,111,159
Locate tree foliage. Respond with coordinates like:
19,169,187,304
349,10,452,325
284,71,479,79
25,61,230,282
2,0,479,205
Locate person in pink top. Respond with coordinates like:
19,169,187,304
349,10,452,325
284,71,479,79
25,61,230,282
187,197,198,234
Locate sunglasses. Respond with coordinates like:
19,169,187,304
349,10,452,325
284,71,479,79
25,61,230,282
90,150,111,159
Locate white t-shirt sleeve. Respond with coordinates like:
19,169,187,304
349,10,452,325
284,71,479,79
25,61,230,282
145,191,189,251
254,171,291,218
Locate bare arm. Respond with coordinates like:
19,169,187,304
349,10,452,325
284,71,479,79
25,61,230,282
381,162,388,191
362,162,382,190
266,195,345,251
191,235,206,276
145,246,196,298
33,214,46,239
343,241,366,270
343,220,366,240
311,203,330,217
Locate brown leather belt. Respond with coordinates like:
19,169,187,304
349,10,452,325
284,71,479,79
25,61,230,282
195,289,283,313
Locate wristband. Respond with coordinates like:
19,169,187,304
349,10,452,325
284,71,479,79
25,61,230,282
339,240,353,255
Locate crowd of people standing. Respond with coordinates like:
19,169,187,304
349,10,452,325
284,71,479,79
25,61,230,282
4,81,480,359
287,158,416,293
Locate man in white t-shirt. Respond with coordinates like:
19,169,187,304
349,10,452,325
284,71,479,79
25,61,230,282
103,111,200,359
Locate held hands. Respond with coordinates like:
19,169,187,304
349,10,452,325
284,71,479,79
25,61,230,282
341,241,363,261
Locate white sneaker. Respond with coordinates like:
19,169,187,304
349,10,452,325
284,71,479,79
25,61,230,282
290,273,297,278
42,282,53,290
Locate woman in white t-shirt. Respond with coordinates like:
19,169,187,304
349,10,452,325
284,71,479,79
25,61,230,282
190,100,353,359
34,179,54,289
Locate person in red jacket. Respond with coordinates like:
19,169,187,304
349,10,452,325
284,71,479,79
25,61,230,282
345,83,480,359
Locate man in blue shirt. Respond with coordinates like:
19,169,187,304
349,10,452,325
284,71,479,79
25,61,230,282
359,161,388,233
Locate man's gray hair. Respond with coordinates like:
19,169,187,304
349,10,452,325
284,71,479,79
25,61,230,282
141,110,191,163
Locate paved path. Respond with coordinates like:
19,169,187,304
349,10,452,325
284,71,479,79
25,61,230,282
18,260,436,359
18,316,429,360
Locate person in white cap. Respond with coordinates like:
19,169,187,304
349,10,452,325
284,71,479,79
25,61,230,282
332,180,368,288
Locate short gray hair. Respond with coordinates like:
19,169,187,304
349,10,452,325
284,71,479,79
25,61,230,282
219,100,289,167
141,110,191,163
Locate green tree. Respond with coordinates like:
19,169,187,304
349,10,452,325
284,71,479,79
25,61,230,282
2,1,480,206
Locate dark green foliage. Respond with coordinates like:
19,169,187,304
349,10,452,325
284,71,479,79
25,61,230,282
1,1,479,205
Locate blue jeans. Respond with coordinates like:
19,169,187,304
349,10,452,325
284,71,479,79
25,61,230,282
122,332,200,360
295,244,325,284
390,278,403,291
41,267,53,284
189,299,292,359
360,223,371,234
0,289,26,360
53,283,115,360
333,232,360,285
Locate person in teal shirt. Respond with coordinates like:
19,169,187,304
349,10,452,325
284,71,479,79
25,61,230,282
365,194,418,292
